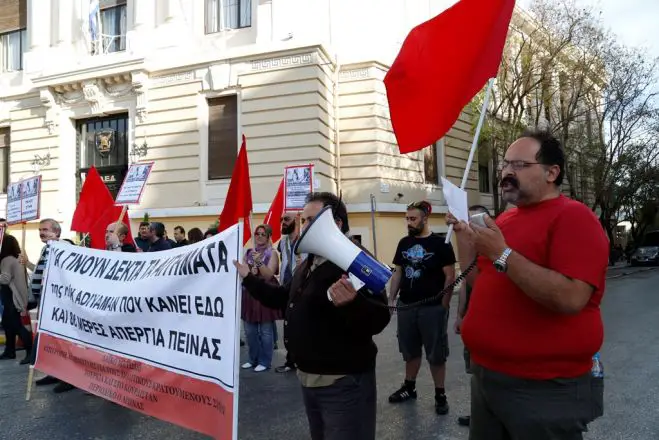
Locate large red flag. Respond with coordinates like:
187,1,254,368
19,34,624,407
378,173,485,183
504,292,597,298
218,135,253,244
263,178,285,244
384,0,515,154
71,166,114,232
88,205,135,250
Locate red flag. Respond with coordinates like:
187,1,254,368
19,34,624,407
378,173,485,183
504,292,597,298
218,135,253,244
88,205,135,250
71,166,115,232
384,0,515,154
264,178,285,244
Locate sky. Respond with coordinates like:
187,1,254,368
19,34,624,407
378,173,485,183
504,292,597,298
518,0,659,60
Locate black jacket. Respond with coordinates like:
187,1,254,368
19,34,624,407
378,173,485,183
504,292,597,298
242,258,391,375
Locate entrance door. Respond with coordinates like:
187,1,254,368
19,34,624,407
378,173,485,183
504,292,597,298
76,114,129,199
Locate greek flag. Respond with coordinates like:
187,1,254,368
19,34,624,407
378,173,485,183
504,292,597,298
89,0,100,41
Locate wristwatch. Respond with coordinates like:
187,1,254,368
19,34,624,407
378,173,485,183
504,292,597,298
493,248,512,273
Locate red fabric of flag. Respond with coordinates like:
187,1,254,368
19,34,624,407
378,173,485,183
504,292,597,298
384,0,516,154
218,135,253,244
71,166,115,232
263,178,285,244
88,205,135,250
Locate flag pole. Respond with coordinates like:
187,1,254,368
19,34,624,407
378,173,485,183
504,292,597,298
445,77,495,244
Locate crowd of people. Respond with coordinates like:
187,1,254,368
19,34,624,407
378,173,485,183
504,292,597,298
0,129,610,440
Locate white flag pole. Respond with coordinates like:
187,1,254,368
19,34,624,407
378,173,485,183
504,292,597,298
445,77,496,244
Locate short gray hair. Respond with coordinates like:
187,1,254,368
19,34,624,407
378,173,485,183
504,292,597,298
40,218,61,237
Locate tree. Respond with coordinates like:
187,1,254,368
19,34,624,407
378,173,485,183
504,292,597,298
474,0,605,213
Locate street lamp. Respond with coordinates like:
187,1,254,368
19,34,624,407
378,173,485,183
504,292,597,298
129,138,148,163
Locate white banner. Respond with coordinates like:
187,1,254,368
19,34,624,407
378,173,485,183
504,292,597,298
6,182,21,225
284,164,314,211
37,225,243,390
21,176,42,221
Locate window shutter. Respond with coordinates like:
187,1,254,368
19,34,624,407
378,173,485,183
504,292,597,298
208,96,238,180
0,0,26,34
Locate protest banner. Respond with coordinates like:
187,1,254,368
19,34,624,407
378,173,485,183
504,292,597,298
284,164,314,211
115,162,154,205
6,182,22,225
20,176,42,222
34,224,243,440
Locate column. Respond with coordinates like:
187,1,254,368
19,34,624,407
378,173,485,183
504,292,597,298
56,0,72,47
28,0,51,50
134,0,154,31
163,0,181,23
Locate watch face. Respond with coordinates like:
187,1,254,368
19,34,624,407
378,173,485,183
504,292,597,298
494,261,506,273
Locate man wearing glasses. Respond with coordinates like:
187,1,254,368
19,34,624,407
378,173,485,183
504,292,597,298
448,129,608,440
388,200,456,415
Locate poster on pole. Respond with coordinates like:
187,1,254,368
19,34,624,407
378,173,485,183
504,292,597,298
20,175,42,222
115,162,154,205
6,182,22,225
284,164,314,211
34,224,243,440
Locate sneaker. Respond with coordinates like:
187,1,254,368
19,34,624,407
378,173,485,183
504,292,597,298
458,415,470,426
241,362,254,369
435,394,450,415
254,365,268,372
388,384,417,403
35,376,60,386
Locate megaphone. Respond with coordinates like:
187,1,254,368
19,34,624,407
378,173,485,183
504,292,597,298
294,206,392,294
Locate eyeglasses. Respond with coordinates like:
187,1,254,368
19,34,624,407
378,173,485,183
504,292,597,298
501,160,541,171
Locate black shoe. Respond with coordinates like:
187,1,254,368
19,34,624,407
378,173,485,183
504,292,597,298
435,394,449,415
388,384,417,403
275,364,297,373
0,352,16,360
36,376,60,386
53,382,75,393
19,357,31,365
458,415,470,426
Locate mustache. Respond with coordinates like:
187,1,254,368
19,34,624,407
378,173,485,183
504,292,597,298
500,176,520,189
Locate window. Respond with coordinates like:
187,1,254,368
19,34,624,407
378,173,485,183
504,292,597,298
208,96,238,180
205,0,252,34
0,128,10,193
91,0,127,54
424,139,445,184
76,114,129,198
478,147,491,193
0,28,26,72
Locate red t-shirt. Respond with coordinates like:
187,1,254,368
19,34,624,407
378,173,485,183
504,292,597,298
461,195,609,380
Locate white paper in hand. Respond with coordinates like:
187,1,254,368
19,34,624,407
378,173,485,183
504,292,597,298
441,177,469,223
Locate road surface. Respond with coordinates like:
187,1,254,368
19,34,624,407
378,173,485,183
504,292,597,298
0,267,656,439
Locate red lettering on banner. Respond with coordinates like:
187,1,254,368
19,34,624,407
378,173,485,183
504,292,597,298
35,334,233,439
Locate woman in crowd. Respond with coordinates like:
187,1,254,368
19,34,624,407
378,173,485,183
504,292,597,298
0,234,33,363
187,227,204,244
241,224,281,372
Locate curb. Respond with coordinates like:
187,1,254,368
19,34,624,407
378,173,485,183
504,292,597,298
606,267,657,280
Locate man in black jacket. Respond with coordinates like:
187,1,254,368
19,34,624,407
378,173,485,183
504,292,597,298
234,192,391,440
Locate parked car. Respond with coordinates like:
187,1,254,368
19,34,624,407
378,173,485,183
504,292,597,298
630,231,659,266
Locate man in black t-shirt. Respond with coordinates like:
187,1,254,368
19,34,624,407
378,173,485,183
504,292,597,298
388,201,456,415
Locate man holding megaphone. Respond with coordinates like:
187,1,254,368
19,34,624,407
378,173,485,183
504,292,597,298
234,192,391,440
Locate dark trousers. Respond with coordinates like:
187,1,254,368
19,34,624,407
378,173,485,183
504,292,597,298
470,363,604,440
1,299,32,357
301,370,377,440
285,350,296,368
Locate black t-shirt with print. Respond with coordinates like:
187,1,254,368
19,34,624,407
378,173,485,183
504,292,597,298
393,233,457,304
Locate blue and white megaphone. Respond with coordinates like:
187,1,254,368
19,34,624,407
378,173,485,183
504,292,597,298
294,206,392,294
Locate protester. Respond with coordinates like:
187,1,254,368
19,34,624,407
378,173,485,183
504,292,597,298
448,129,608,440
235,192,391,440
173,226,188,247
105,222,137,252
453,204,491,428
134,221,151,252
241,225,280,372
0,234,32,364
274,212,305,373
204,227,218,239
387,200,456,415
187,227,204,244
147,222,172,252
20,219,74,393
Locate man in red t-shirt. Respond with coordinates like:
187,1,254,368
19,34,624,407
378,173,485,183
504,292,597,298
447,130,608,440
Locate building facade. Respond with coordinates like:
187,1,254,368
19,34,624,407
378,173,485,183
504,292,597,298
0,0,490,264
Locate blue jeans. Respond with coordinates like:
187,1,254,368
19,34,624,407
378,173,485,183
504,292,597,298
244,321,274,368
